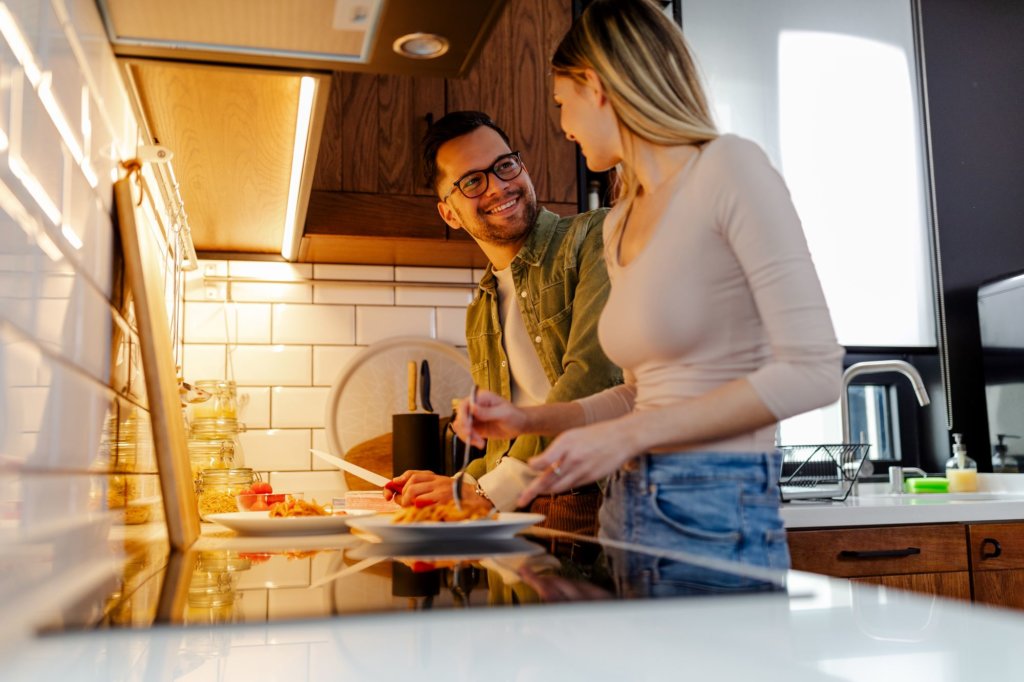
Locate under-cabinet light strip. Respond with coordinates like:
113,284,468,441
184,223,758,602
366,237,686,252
281,76,317,261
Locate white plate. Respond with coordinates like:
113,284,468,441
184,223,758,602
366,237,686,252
207,509,376,536
346,512,545,542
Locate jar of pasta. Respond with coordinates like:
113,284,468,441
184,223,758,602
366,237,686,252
188,439,235,483
196,468,257,520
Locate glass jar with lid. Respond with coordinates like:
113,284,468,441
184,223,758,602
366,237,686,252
188,439,235,482
191,380,239,421
196,468,258,520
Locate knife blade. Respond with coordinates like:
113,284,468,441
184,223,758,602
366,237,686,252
310,448,390,488
419,359,433,412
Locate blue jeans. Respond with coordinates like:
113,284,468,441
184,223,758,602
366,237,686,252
599,451,789,597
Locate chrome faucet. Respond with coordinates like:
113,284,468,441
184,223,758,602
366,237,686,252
841,360,931,444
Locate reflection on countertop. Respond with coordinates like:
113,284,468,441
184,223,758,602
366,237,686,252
6,520,1024,680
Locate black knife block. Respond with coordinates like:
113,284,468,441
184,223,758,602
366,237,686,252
392,413,443,475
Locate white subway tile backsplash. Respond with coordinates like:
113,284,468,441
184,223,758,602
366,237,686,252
271,386,330,428
395,285,473,307
395,266,473,283
312,346,363,386
356,306,434,345
184,301,271,343
313,282,393,305
39,3,86,160
268,470,347,498
272,304,354,345
180,261,494,483
314,264,393,281
231,281,311,303
311,429,329,464
238,386,270,429
228,261,312,281
238,429,311,471
182,344,226,383
231,345,311,386
436,307,469,347
9,71,64,223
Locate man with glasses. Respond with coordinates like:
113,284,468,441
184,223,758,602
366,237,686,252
385,111,621,535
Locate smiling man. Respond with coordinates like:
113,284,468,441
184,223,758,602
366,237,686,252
385,111,621,535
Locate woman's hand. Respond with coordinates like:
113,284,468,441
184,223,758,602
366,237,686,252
453,389,529,447
516,418,640,507
383,470,491,511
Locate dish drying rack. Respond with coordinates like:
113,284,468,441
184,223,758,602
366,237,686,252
777,443,871,502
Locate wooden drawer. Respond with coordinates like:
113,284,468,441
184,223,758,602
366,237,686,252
968,523,1024,571
788,524,968,578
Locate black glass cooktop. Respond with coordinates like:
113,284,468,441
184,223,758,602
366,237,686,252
46,528,790,633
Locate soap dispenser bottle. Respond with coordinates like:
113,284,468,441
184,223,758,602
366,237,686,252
946,433,978,492
993,434,1021,474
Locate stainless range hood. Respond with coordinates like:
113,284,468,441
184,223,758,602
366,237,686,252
98,0,507,78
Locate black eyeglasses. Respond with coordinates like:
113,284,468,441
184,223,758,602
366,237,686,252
442,151,524,202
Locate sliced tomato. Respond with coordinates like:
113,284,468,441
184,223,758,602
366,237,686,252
413,498,436,509
252,482,273,495
384,481,404,494
266,493,285,505
410,561,436,573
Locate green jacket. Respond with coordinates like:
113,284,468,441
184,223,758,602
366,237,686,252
464,207,623,479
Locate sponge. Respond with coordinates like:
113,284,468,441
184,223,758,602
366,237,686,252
904,477,949,493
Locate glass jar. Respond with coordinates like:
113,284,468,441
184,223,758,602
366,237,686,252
188,439,235,482
195,468,257,520
191,380,239,421
186,571,237,625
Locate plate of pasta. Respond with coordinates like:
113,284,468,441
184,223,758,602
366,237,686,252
346,504,545,542
207,499,376,536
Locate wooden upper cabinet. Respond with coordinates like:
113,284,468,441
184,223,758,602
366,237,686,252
301,0,578,266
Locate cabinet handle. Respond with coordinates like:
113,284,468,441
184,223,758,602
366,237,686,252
838,547,921,560
981,538,1002,560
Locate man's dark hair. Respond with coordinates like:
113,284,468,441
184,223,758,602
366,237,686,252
422,111,512,194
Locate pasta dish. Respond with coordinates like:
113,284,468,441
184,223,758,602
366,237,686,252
391,501,496,524
269,497,328,517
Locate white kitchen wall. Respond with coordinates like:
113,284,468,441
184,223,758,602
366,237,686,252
0,0,178,638
182,259,479,500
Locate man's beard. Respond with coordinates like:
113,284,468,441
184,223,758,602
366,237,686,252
455,186,539,246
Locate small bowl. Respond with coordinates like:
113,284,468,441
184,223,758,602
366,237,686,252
236,491,301,512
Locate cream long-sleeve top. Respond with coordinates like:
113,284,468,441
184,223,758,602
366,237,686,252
577,134,844,453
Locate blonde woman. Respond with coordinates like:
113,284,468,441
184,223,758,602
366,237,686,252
455,0,842,570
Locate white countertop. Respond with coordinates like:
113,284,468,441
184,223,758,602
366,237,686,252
6,568,1024,681
783,474,1024,528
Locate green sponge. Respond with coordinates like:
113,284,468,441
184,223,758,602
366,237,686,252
904,477,949,493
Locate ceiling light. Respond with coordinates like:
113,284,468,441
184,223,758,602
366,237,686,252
392,33,450,59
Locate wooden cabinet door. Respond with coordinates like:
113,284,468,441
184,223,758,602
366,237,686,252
968,522,1024,609
303,0,577,265
852,571,971,601
788,524,968,578
447,0,577,208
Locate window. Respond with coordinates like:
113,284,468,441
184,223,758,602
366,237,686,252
681,0,936,449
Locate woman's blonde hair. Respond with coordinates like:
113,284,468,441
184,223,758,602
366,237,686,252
552,0,717,207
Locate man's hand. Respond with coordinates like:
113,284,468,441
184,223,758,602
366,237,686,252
454,388,528,447
383,469,493,512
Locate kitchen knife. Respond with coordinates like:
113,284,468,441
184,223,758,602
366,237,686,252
310,448,391,489
419,359,433,412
